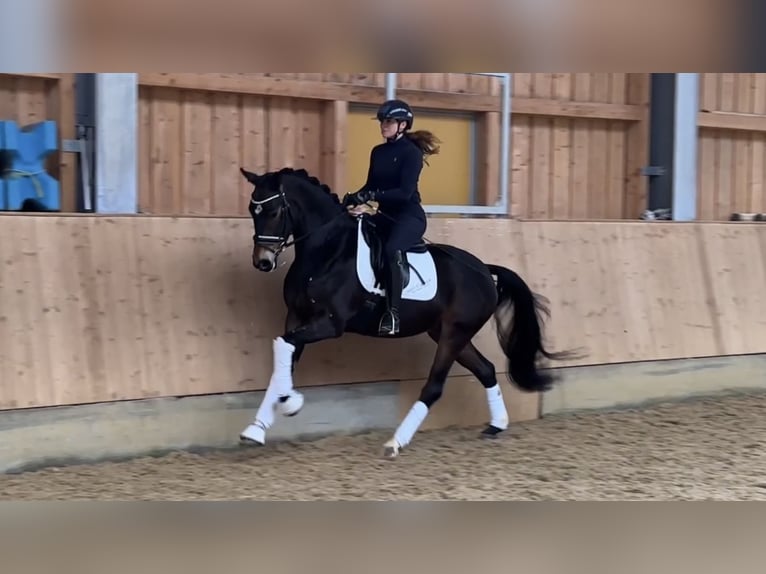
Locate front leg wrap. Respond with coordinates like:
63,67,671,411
240,336,304,445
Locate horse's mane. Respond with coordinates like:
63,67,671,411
263,167,341,205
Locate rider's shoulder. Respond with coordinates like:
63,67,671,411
400,137,423,158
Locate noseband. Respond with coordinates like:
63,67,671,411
250,188,293,258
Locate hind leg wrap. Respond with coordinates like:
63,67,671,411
485,384,509,430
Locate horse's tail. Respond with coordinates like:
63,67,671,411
486,264,580,393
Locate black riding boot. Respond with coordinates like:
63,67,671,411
379,250,404,336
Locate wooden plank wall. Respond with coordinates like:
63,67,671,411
697,73,766,220
507,73,649,220
2,214,766,410
0,74,77,212
136,73,651,220
4,73,766,221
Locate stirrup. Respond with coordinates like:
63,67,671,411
379,310,399,335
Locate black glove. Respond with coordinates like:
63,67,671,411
344,189,377,207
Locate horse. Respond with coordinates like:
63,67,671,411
237,166,577,458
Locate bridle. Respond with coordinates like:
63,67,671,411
249,184,348,262
250,188,293,259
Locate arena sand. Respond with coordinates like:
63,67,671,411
2,391,766,500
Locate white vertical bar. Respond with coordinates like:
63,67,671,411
672,73,699,221
94,73,138,214
499,73,512,213
385,74,397,100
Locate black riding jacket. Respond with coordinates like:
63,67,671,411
357,135,424,215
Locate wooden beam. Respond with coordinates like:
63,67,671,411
138,73,644,122
624,74,651,218
320,100,348,193
139,73,502,111
697,110,766,133
512,97,643,122
0,73,62,81
475,112,500,206
48,74,77,212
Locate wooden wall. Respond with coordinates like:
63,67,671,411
697,73,766,220
3,73,766,221
136,73,651,220
0,74,77,211
505,73,648,220
1,213,765,411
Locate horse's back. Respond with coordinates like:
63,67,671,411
428,242,492,273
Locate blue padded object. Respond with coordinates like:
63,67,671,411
0,120,60,211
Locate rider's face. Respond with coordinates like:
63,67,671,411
380,118,402,139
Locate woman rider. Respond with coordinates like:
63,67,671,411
343,99,440,336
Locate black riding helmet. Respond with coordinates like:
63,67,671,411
375,99,414,131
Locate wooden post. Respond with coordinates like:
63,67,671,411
320,100,348,194
624,74,651,218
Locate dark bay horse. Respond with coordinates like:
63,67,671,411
238,166,575,458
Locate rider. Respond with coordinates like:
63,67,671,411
344,99,440,336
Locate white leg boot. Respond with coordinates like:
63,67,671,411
240,336,303,445
485,384,509,430
383,401,429,459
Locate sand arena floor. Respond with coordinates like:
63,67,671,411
3,391,766,500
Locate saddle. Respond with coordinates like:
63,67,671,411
360,216,427,291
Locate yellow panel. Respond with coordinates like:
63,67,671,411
346,107,473,206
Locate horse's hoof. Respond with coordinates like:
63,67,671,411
382,440,400,459
480,424,506,439
239,423,266,446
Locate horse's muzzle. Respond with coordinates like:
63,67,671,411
253,246,277,272
254,259,276,272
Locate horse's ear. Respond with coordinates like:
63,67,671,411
240,167,260,185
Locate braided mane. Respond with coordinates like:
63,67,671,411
265,167,341,205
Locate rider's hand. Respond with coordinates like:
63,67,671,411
343,189,376,207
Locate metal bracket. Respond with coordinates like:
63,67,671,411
61,139,81,153
62,133,93,212
641,165,666,177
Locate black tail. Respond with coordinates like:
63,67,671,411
486,264,581,392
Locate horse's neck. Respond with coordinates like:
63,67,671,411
290,189,340,237
291,205,353,272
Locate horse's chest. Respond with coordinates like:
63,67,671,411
293,276,330,309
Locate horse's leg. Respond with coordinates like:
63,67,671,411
281,309,306,414
454,342,509,438
240,312,343,446
383,325,470,459
427,327,508,438
239,309,305,446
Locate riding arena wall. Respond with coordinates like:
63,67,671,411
1,72,766,472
